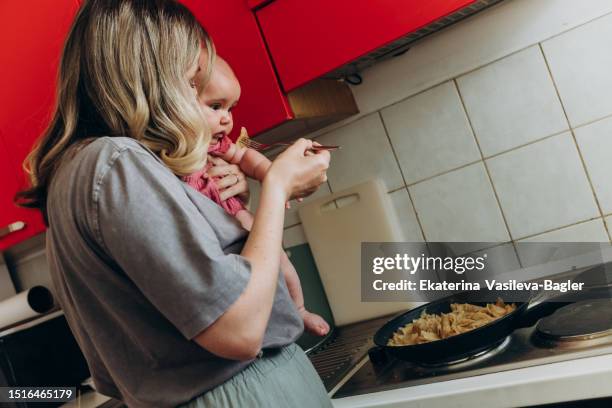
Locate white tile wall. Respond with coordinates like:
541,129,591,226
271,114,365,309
351,0,612,117
486,133,599,239
409,162,509,249
516,219,610,267
541,13,612,127
519,219,609,243
456,46,567,156
381,81,480,184
472,243,521,276
388,188,423,242
574,117,612,215
281,0,612,252
315,113,404,192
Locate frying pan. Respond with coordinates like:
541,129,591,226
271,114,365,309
372,264,610,363
373,289,542,363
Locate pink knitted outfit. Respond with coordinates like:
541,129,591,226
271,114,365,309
182,135,246,216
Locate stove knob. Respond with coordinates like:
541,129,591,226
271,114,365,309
368,346,389,366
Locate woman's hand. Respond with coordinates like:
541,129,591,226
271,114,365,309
265,138,330,201
206,156,250,202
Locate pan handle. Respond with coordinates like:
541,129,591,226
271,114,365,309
519,264,607,323
368,345,391,368
525,287,551,310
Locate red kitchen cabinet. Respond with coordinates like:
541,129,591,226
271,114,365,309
180,0,293,138
179,0,357,142
256,0,481,91
246,0,272,10
0,0,81,249
0,0,357,250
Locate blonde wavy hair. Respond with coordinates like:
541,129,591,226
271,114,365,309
16,0,215,221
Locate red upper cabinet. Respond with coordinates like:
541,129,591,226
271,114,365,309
0,0,81,180
180,0,294,138
0,0,358,250
0,0,80,248
256,0,481,92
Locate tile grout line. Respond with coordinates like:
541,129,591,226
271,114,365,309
314,112,604,213
406,158,483,188
394,129,568,191
450,7,612,88
481,129,567,160
377,111,429,243
387,186,407,194
311,87,612,195
571,111,612,132
452,78,523,267
538,43,612,244
538,8,612,46
514,216,604,242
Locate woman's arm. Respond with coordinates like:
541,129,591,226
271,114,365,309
193,139,329,360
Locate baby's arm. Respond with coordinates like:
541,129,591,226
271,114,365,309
217,139,270,182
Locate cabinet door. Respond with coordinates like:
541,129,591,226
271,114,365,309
257,0,478,91
180,0,293,138
0,0,81,248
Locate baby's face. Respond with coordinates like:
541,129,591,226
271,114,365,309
195,59,241,143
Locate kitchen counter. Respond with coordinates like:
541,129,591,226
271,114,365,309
331,353,612,407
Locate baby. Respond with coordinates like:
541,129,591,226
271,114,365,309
184,57,330,337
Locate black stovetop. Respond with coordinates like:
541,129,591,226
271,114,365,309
334,298,612,398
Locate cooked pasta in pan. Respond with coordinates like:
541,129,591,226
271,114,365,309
387,298,516,346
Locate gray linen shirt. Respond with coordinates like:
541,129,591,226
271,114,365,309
45,136,303,407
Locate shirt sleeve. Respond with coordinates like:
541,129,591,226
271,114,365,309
91,147,251,340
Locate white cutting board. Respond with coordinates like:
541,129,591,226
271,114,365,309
298,179,414,326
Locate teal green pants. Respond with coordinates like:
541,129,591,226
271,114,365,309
179,342,333,408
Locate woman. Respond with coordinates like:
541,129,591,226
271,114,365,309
17,1,332,407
